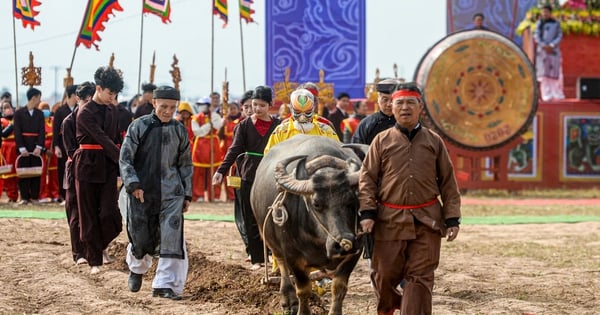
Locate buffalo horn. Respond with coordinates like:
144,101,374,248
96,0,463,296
274,155,314,195
341,143,369,161
305,155,348,175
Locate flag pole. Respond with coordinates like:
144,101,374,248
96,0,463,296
211,4,215,94
239,16,247,91
68,45,78,78
12,10,20,107
137,0,145,96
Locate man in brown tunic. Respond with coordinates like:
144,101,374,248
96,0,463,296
74,67,124,274
358,82,461,315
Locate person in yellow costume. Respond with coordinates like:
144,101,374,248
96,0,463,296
264,88,338,153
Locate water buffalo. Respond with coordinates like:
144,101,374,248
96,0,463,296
251,135,366,315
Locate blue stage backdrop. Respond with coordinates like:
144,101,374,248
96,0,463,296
447,0,537,45
266,0,366,100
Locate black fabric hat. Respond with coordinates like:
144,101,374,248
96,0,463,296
142,83,157,93
376,78,401,94
153,86,180,100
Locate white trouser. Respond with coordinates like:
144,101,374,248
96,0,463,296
539,75,565,101
126,242,189,295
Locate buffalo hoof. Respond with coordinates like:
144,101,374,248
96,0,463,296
282,305,298,315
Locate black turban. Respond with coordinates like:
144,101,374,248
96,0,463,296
153,86,180,100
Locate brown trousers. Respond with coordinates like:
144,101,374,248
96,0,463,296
371,222,441,315
76,180,122,266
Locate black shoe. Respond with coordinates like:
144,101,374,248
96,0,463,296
128,272,143,292
152,288,182,300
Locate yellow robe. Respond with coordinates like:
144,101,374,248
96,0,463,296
264,116,339,153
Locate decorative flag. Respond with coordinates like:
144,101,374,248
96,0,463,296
76,0,124,50
213,0,228,27
143,0,171,24
13,0,42,30
239,0,254,24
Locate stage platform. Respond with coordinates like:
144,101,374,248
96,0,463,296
451,98,600,190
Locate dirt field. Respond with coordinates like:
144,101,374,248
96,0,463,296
0,199,598,315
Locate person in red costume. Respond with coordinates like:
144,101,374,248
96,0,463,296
0,101,19,202
191,97,223,202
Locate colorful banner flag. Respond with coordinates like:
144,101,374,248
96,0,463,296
13,0,42,30
76,0,124,50
239,0,254,24
213,0,228,27
143,0,171,24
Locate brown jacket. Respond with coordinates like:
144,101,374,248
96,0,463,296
358,125,461,240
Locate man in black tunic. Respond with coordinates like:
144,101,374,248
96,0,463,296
13,88,45,205
74,67,123,274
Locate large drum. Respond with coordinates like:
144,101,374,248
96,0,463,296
414,30,538,150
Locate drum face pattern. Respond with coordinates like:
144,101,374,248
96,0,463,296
415,30,538,150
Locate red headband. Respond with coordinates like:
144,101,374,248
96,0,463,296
392,90,421,100
306,87,319,97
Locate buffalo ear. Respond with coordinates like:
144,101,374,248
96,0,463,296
341,144,369,162
347,171,359,187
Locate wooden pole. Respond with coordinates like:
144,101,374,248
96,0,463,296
211,5,215,94
239,16,247,91
137,0,145,96
12,12,20,107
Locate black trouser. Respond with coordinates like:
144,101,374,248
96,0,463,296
17,155,42,200
57,155,67,200
241,179,264,264
64,160,82,262
76,180,122,266
234,187,249,255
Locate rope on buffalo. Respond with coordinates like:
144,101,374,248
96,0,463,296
260,190,288,284
302,196,353,252
269,191,288,226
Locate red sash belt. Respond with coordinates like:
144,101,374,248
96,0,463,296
79,144,103,150
380,198,438,210
21,132,39,137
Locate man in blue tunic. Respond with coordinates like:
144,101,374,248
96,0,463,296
119,86,193,300
534,4,565,101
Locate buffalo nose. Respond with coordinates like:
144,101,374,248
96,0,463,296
334,234,357,254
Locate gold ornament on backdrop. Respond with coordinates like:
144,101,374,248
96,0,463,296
63,68,74,88
170,54,181,91
21,51,42,88
108,53,115,68
222,68,229,117
316,69,334,116
364,68,381,104
274,67,299,105
149,51,156,85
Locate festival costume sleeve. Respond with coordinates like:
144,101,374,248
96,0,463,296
358,133,382,214
119,121,141,194
77,105,120,164
34,111,46,149
217,120,246,175
176,123,193,200
263,125,283,154
61,114,77,159
433,131,462,222
13,110,24,150
549,23,563,47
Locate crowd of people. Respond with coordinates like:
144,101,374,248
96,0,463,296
0,66,462,312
